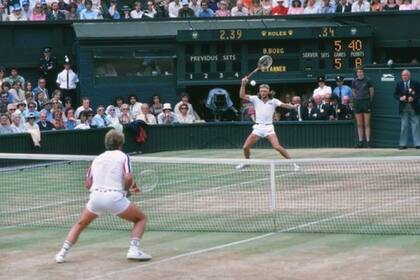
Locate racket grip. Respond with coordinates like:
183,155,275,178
246,67,260,80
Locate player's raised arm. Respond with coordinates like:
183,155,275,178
279,102,298,110
240,77,250,101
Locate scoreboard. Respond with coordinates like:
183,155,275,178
176,25,372,85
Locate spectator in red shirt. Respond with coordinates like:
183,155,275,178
271,0,288,15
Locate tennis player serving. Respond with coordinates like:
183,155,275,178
237,77,299,170
55,130,152,263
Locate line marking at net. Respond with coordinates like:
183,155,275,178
84,195,420,280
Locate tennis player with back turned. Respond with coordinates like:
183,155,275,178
55,130,152,263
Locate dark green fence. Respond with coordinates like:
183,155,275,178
0,121,357,155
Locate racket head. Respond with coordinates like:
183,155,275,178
258,55,273,71
138,169,159,193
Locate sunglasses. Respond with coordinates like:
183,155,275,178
180,107,188,110
8,108,16,111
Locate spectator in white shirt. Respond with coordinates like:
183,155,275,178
143,1,158,18
176,104,195,123
136,103,157,125
74,97,93,119
303,0,319,13
313,76,332,99
168,0,182,17
128,94,142,119
56,56,79,104
351,0,370,12
130,1,143,18
231,0,249,16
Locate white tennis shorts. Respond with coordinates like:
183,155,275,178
86,189,130,215
252,124,275,138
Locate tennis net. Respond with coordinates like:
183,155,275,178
1,153,420,234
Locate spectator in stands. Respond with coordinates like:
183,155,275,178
174,93,199,119
312,95,330,120
105,105,123,131
351,0,370,12
24,92,34,108
0,92,9,114
80,0,101,20
370,0,384,11
24,112,41,146
393,69,420,149
333,75,352,102
207,0,219,12
318,0,335,13
108,0,121,19
74,110,91,129
5,68,25,86
8,4,27,21
0,66,5,88
240,99,256,121
33,78,49,100
58,0,70,11
64,108,77,130
143,1,158,18
288,0,304,14
250,0,264,15
304,0,319,13
39,47,57,93
23,101,40,121
56,56,79,103
168,0,182,17
313,75,332,99
179,0,195,17
31,3,46,21
75,97,92,118
215,0,230,16
231,0,249,16
121,5,131,18
119,103,133,124
136,103,157,124
1,81,11,98
130,1,143,18
66,3,79,20
177,103,196,123
197,1,215,17
113,96,124,117
38,110,55,131
150,94,163,118
128,94,142,119
352,66,374,148
260,0,273,14
287,96,304,121
323,93,335,120
91,105,110,128
41,100,54,121
35,91,48,110
189,0,201,14
9,81,25,103
21,0,32,19
16,101,26,118
383,0,399,10
47,2,66,20
0,4,8,21
339,95,354,120
157,0,170,17
335,0,351,13
399,0,416,10
51,109,66,129
158,103,178,124
7,103,17,117
0,114,13,134
10,112,26,133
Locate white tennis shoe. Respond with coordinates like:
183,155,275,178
55,250,67,263
127,248,152,261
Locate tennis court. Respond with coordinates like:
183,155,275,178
1,148,420,280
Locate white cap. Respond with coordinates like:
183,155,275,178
162,103,172,110
182,0,189,5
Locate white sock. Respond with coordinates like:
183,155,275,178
129,238,141,251
60,240,73,254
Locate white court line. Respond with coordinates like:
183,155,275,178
84,195,420,280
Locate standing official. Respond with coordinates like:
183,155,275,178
39,47,57,94
56,56,79,104
393,69,420,149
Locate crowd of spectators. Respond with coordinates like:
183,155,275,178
0,0,418,22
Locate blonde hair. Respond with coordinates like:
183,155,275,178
104,129,125,150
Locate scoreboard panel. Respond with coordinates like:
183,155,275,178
176,25,372,85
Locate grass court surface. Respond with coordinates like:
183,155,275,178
1,148,420,280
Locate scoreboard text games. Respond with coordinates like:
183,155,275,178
176,26,372,83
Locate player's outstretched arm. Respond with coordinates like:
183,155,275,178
280,103,298,110
240,77,250,101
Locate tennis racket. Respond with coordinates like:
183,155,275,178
246,55,273,79
130,169,159,195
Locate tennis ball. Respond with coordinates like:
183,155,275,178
250,80,256,86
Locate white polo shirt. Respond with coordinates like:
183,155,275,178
249,95,282,125
313,85,332,99
87,150,131,192
56,69,79,90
